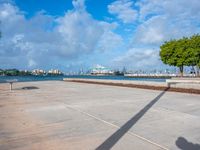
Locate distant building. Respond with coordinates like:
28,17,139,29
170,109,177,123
32,69,46,75
48,69,62,75
91,65,114,75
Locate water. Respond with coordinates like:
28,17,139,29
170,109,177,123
0,75,168,83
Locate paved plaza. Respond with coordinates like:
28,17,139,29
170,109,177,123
0,81,200,150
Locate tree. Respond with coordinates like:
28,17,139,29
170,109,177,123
160,34,200,77
160,40,176,66
160,39,188,76
189,34,200,76
4,69,20,76
176,37,192,76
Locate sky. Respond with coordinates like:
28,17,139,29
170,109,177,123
0,0,200,72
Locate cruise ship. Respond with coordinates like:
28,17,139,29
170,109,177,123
90,65,114,75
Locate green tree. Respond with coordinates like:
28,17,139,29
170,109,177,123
160,40,177,67
4,69,20,76
190,35,200,75
175,37,189,76
160,39,188,76
160,40,184,76
160,34,200,76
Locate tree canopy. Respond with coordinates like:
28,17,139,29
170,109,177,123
160,34,200,76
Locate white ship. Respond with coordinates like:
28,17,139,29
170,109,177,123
90,64,114,75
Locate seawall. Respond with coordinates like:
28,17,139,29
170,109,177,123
63,78,200,94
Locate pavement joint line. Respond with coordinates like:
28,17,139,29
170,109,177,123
64,104,169,150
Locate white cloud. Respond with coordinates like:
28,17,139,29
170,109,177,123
108,0,138,23
28,59,37,67
111,48,163,70
111,0,200,70
97,31,123,51
0,0,123,70
56,7,117,56
1,0,199,71
136,0,200,21
133,0,200,45
72,0,86,11
133,16,166,45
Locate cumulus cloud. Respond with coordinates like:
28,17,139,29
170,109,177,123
0,3,57,68
56,8,121,56
72,0,86,11
111,48,162,69
0,0,122,70
108,0,138,23
133,0,200,45
1,0,200,71
111,0,200,69
136,0,200,21
97,30,123,51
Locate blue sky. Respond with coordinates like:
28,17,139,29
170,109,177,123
0,0,200,72
14,0,114,19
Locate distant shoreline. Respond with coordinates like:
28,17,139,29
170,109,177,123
0,74,172,78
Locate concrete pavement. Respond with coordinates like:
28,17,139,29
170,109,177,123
0,81,200,150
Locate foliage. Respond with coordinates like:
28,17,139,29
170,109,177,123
160,34,200,76
189,35,200,67
0,69,32,76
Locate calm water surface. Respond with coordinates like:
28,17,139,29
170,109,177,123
0,75,167,83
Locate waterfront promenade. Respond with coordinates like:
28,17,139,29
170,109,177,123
0,81,200,150
64,78,200,93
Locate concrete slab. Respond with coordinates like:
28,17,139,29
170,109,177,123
0,81,200,150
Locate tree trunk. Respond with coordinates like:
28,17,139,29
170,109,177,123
179,66,184,77
192,66,195,76
196,66,200,77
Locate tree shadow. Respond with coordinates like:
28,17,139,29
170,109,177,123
96,87,169,150
176,137,200,150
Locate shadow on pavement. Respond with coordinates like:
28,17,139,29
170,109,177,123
176,137,200,150
96,87,169,150
21,86,39,90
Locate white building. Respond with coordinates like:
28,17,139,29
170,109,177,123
48,69,62,75
32,69,46,75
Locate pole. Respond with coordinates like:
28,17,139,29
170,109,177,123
10,82,12,91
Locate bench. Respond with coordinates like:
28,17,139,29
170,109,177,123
6,79,18,91
166,79,200,87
